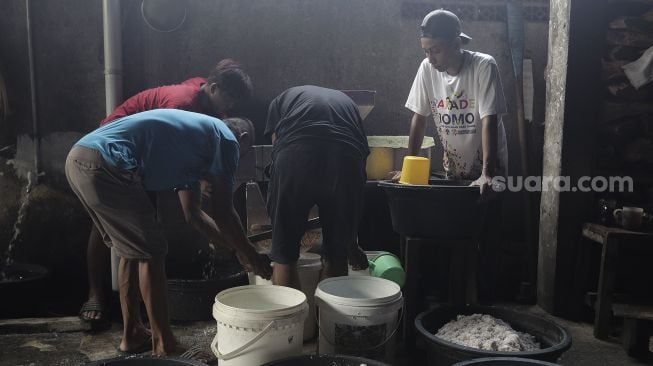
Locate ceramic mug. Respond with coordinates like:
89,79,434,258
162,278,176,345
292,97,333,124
613,206,644,230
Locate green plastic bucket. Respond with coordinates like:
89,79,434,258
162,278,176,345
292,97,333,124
368,253,405,288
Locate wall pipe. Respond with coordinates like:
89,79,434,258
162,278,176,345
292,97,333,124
102,0,123,291
25,0,40,185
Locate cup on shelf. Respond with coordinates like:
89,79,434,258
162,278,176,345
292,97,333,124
613,206,645,230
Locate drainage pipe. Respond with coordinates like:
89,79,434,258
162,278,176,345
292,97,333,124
102,0,123,291
25,0,40,183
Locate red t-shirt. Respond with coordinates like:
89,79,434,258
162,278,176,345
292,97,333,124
100,77,207,125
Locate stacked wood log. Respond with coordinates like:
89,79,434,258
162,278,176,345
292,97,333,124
598,0,653,204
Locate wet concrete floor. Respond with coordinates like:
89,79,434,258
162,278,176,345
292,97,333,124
0,305,650,365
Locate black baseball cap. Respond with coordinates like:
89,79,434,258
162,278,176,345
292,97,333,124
420,9,472,44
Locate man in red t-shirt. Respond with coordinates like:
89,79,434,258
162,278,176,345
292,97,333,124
79,59,253,329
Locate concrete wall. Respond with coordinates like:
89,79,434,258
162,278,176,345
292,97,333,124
0,0,550,299
119,0,550,166
1,0,550,180
0,0,105,137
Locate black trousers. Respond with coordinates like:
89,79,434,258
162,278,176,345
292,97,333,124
266,142,366,264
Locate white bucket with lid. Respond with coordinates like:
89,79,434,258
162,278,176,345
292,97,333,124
211,285,308,366
315,276,403,362
248,252,323,341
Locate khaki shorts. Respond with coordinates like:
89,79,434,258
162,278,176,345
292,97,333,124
65,146,167,259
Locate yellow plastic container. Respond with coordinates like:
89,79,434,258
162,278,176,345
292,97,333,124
399,156,430,185
366,147,394,180
365,136,435,181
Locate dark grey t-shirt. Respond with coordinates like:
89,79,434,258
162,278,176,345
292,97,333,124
264,85,369,157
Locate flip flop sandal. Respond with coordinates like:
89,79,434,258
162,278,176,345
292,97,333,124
79,300,108,323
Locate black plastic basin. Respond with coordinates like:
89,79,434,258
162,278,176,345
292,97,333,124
0,262,49,283
262,354,391,366
0,262,50,318
84,355,206,365
379,179,481,240
167,270,247,321
415,305,571,366
453,357,561,365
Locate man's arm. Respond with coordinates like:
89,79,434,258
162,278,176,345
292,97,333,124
177,183,271,279
470,114,498,196
408,113,428,156
392,113,427,180
208,175,272,278
481,114,498,178
473,57,505,195
177,188,222,243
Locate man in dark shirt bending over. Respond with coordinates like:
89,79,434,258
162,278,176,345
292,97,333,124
265,85,369,288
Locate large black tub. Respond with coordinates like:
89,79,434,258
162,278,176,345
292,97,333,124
379,179,481,240
262,354,391,366
415,305,571,366
0,262,49,318
167,270,247,321
85,355,206,365
453,357,560,366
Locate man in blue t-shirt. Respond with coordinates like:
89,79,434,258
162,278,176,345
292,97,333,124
65,109,271,356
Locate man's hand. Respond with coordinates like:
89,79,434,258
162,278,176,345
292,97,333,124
348,245,369,271
237,250,272,280
200,179,213,199
469,174,497,201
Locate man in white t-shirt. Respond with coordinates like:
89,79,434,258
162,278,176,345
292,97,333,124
402,9,508,195
402,9,508,303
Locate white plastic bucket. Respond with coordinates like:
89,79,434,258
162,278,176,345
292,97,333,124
248,252,323,341
314,276,403,362
295,253,322,341
211,285,308,366
364,251,390,261
347,266,371,277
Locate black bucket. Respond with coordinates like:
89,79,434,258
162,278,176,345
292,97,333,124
453,357,561,365
261,354,391,366
415,305,571,366
167,270,247,321
0,262,49,318
84,355,206,365
379,179,480,240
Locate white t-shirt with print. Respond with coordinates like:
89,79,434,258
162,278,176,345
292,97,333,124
405,50,508,179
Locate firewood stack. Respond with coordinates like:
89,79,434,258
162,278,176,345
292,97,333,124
598,0,653,205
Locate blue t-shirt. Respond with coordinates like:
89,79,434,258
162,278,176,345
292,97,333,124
75,109,239,192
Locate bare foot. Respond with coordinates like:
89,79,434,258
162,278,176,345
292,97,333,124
119,327,152,353
152,337,182,357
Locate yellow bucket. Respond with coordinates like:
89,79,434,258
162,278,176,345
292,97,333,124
366,147,394,180
399,156,430,185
